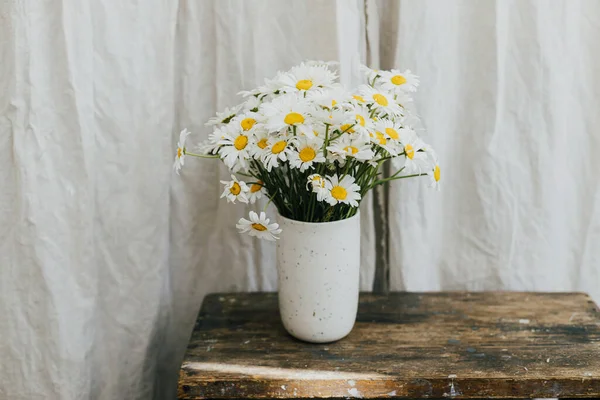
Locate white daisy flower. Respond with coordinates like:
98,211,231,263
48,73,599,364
173,128,191,175
325,174,362,207
205,105,242,126
378,69,420,93
346,104,376,139
247,180,266,204
374,120,403,143
429,164,441,190
369,130,400,156
392,129,427,173
261,93,314,135
236,211,282,241
358,85,403,117
326,136,374,162
422,146,441,190
234,113,260,132
359,64,380,83
289,136,326,172
261,136,296,171
243,96,261,112
278,63,337,93
311,107,348,126
306,174,329,201
240,71,287,97
220,175,249,204
349,93,368,105
306,85,350,109
248,129,270,159
217,127,251,171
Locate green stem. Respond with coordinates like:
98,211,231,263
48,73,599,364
367,172,427,190
184,150,219,159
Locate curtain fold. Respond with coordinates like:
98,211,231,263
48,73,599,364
1,1,373,399
379,0,600,300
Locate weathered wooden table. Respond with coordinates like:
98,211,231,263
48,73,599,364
178,292,600,399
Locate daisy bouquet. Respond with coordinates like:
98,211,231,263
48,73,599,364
174,61,440,241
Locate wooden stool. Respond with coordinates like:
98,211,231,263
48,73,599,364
178,292,600,399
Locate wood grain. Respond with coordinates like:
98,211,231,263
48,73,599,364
178,292,600,399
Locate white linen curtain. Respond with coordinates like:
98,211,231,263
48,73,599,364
376,0,600,297
1,1,373,399
1,1,598,399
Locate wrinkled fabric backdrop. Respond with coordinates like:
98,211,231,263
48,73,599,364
1,0,598,399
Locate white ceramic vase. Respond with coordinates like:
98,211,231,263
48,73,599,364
276,212,360,343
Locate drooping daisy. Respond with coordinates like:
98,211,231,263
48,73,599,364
261,93,314,135
358,85,402,117
217,126,252,171
325,174,362,207
423,146,441,190
429,163,441,190
306,174,329,201
236,211,282,241
220,175,249,204
289,136,325,172
278,63,337,93
378,69,420,94
247,180,266,203
261,135,296,171
326,136,374,162
205,105,242,126
173,128,191,174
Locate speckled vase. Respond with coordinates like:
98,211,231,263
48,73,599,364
276,212,361,343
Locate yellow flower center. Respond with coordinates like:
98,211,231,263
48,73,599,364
391,75,407,85
296,79,313,90
372,93,388,106
313,130,319,136
230,182,241,195
331,99,337,107
340,124,355,133
385,127,399,140
177,147,183,158
405,144,415,159
234,135,248,150
252,223,268,231
272,140,287,154
356,115,365,127
251,181,263,193
352,95,365,102
299,147,316,162
312,177,325,188
375,131,386,145
344,146,359,155
240,118,256,131
284,112,305,125
331,186,348,200
434,165,440,182
257,138,268,149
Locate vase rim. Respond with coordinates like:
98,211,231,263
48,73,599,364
276,210,360,226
